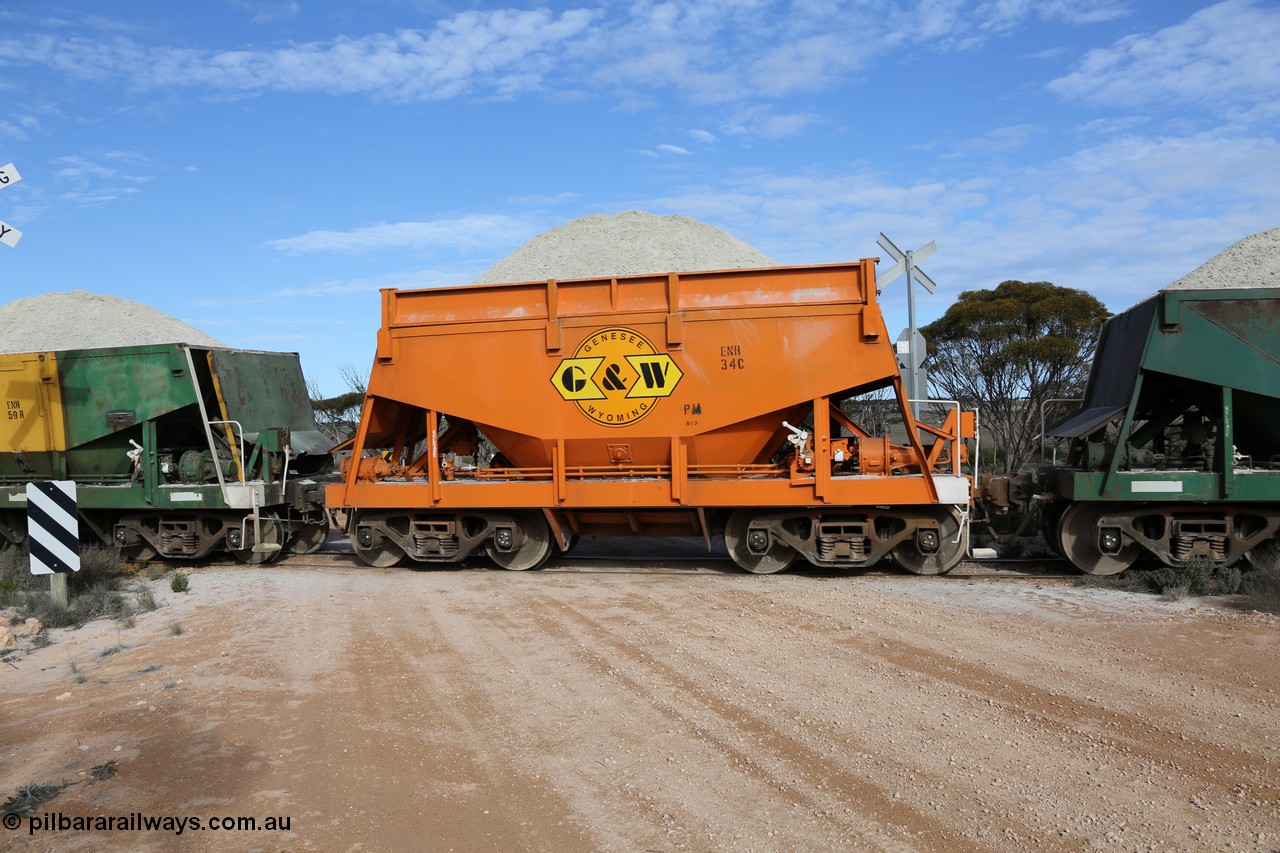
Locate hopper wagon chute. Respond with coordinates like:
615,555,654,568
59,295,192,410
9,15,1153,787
0,343,332,561
328,260,978,573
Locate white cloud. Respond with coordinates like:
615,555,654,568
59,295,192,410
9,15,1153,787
1049,0,1280,113
270,268,477,297
193,267,478,304
58,186,141,206
1053,131,1280,203
748,33,863,97
263,214,535,254
973,0,1128,34
0,9,599,101
939,123,1044,159
635,122,1278,310
48,151,153,207
0,114,40,141
631,144,695,157
0,1,1143,110
722,106,822,140
504,190,581,207
228,0,300,25
757,112,822,139
690,129,718,144
53,154,118,181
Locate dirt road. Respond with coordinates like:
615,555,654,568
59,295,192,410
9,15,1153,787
2,561,1278,852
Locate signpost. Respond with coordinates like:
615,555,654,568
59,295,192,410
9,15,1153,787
27,481,80,607
0,162,24,248
876,233,939,417
895,329,928,414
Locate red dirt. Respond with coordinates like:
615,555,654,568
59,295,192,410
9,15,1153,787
2,562,1278,851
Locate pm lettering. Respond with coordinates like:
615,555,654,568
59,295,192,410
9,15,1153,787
6,400,23,420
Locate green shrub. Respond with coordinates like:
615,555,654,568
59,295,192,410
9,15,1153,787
1241,564,1280,614
89,761,118,783
170,572,189,593
71,545,125,589
26,595,74,629
2,781,70,816
67,582,127,623
1215,564,1243,595
16,572,134,630
1144,556,1213,596
135,589,157,612
0,546,40,606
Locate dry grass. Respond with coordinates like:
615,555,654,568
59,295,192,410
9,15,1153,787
1241,541,1280,614
2,545,135,629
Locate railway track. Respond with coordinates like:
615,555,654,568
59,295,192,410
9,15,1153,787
202,537,1080,580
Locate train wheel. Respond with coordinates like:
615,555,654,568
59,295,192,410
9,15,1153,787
486,511,552,571
1040,502,1066,558
288,512,331,555
351,512,406,568
724,510,796,574
228,514,285,565
892,509,967,575
1246,535,1280,570
1057,503,1139,575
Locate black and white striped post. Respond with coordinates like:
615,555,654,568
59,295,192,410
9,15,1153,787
26,481,80,606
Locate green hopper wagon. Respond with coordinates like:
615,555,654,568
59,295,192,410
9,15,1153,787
1006,287,1280,573
1,343,332,562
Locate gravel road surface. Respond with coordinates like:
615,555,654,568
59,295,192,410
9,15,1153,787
2,564,1277,852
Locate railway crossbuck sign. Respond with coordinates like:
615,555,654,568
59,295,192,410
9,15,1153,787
0,162,24,248
876,233,939,416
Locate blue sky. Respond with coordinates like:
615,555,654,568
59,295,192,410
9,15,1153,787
1,0,1277,396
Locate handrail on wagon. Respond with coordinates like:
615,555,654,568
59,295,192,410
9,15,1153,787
207,420,247,484
1039,398,1083,464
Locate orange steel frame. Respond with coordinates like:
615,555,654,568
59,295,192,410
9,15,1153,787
328,260,973,518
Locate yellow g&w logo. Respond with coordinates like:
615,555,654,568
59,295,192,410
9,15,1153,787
550,327,683,426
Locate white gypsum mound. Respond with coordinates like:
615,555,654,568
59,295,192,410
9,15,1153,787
472,210,777,284
1164,227,1280,290
0,290,226,354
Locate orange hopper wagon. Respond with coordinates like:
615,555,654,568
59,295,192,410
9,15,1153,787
328,260,976,573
